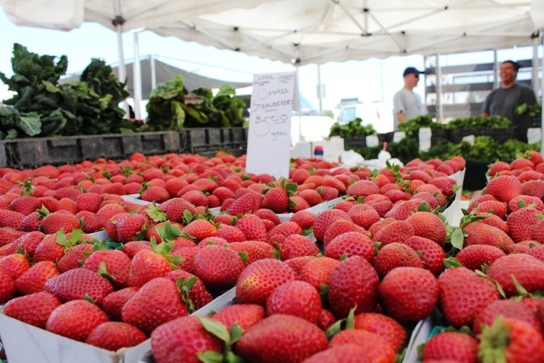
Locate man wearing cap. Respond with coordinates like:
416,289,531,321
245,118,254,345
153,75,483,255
393,67,427,130
482,60,537,122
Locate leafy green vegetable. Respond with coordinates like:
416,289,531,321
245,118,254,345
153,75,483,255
446,116,513,129
515,103,541,117
329,118,376,138
398,115,443,136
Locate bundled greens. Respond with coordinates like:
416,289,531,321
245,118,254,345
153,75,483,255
329,118,377,138
515,103,541,117
145,76,246,131
0,44,134,139
445,115,513,129
397,115,444,136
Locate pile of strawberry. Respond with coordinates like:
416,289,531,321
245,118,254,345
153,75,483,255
0,150,467,361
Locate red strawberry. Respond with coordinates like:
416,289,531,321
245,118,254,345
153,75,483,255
84,250,132,289
151,316,224,363
372,220,415,246
266,280,322,323
455,245,505,272
181,190,209,207
262,186,289,213
347,180,380,197
236,314,328,363
348,204,380,229
328,256,379,317
212,304,265,331
216,224,246,242
0,271,14,303
228,241,274,267
45,268,113,306
41,211,80,235
476,213,509,233
122,277,188,335
473,299,542,335
141,186,169,203
102,287,140,321
422,332,479,363
299,189,322,207
235,214,267,241
290,210,316,229
486,254,544,296
378,267,438,324
4,291,61,328
489,161,511,176
96,203,125,228
0,227,25,247
128,249,172,287
76,193,103,213
401,236,446,276
284,256,317,276
329,329,396,363
438,267,500,328
478,317,544,363
228,192,260,215
266,221,302,241
323,220,366,246
46,300,109,342
486,175,522,203
374,243,423,278
255,209,281,225
14,261,59,295
324,232,375,263
507,208,542,243
463,222,515,253
193,245,244,291
122,241,153,259
236,259,297,305
86,321,147,351
158,198,197,223
364,194,395,216
302,344,372,363
0,209,25,229
164,270,213,310
10,196,41,216
75,211,101,233
108,212,147,243
0,253,30,279
313,209,351,242
509,195,544,213
317,308,337,331
353,312,407,352
183,219,217,242
300,257,339,290
280,234,319,260
522,180,544,199
57,244,94,273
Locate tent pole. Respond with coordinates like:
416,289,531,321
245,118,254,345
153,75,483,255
540,29,544,156
150,54,157,92
436,53,443,122
493,50,500,89
317,64,323,113
116,23,129,118
133,32,142,120
533,35,540,94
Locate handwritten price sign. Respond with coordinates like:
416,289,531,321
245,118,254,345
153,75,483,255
246,72,296,178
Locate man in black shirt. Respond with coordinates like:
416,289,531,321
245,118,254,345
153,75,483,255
482,60,537,122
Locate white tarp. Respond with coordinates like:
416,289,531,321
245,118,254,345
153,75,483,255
1,0,84,30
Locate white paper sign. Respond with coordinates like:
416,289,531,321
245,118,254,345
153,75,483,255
419,127,432,152
393,131,406,143
528,128,542,144
462,135,475,146
366,135,379,148
246,72,296,179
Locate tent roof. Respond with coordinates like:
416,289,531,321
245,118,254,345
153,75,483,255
60,57,252,99
85,0,540,65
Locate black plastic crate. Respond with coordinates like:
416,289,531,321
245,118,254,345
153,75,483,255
178,129,191,153
343,136,367,149
448,127,518,144
425,128,448,146
464,160,492,191
516,114,541,143
139,131,180,155
225,127,247,144
187,128,225,147
0,139,49,168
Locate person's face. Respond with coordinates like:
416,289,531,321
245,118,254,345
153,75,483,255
500,62,517,84
405,73,419,88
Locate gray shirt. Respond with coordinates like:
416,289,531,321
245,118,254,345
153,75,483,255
393,88,427,130
483,83,537,122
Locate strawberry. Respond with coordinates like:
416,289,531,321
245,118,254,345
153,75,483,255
507,208,542,242
0,209,25,229
235,214,267,241
128,248,173,287
212,304,265,331
353,313,407,352
4,291,61,328
522,180,544,199
300,257,339,290
193,245,244,291
284,256,317,276
10,196,41,216
122,277,188,335
84,249,132,289
228,241,274,267
280,234,319,260
317,308,337,331
96,203,126,228
509,195,544,213
266,221,302,241
486,175,522,203
378,267,438,324
216,224,246,242
411,191,444,209
75,210,101,233
290,210,316,229
422,332,479,363
372,220,415,246
405,211,446,246
141,186,169,203
151,316,224,363
254,208,281,225
324,231,375,263
329,329,396,363
347,180,380,197
17,211,41,232
164,269,213,310
57,244,94,273
0,227,25,247
348,204,380,229
303,344,373,363
428,177,456,197
473,299,542,336
262,186,289,213
122,241,153,259
46,300,109,342
212,186,235,203
45,268,113,306
463,222,515,253
266,281,322,323
236,314,328,363
227,192,260,215
374,243,423,278
401,236,446,276
322,220,366,246
14,260,59,295
528,151,544,166
476,213,509,233
0,253,30,279
102,287,140,321
318,185,339,201
41,211,80,235
180,190,209,207
478,317,544,363
298,189,322,207
455,245,505,271
364,194,395,216
86,321,147,351
76,193,103,213
438,267,500,328
511,157,535,170
0,271,14,303
486,254,544,296
236,259,297,305
328,256,379,317
489,161,511,176
183,219,218,242
313,209,351,242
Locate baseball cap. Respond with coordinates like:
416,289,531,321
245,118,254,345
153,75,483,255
403,67,424,77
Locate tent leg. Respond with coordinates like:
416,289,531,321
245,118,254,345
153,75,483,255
533,35,540,95
317,64,323,113
540,30,544,156
436,54,443,121
150,54,157,91
133,32,142,120
116,24,129,118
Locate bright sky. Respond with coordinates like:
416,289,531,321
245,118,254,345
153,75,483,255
0,9,541,113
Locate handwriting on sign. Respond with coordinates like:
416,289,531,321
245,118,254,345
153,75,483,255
271,131,288,141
